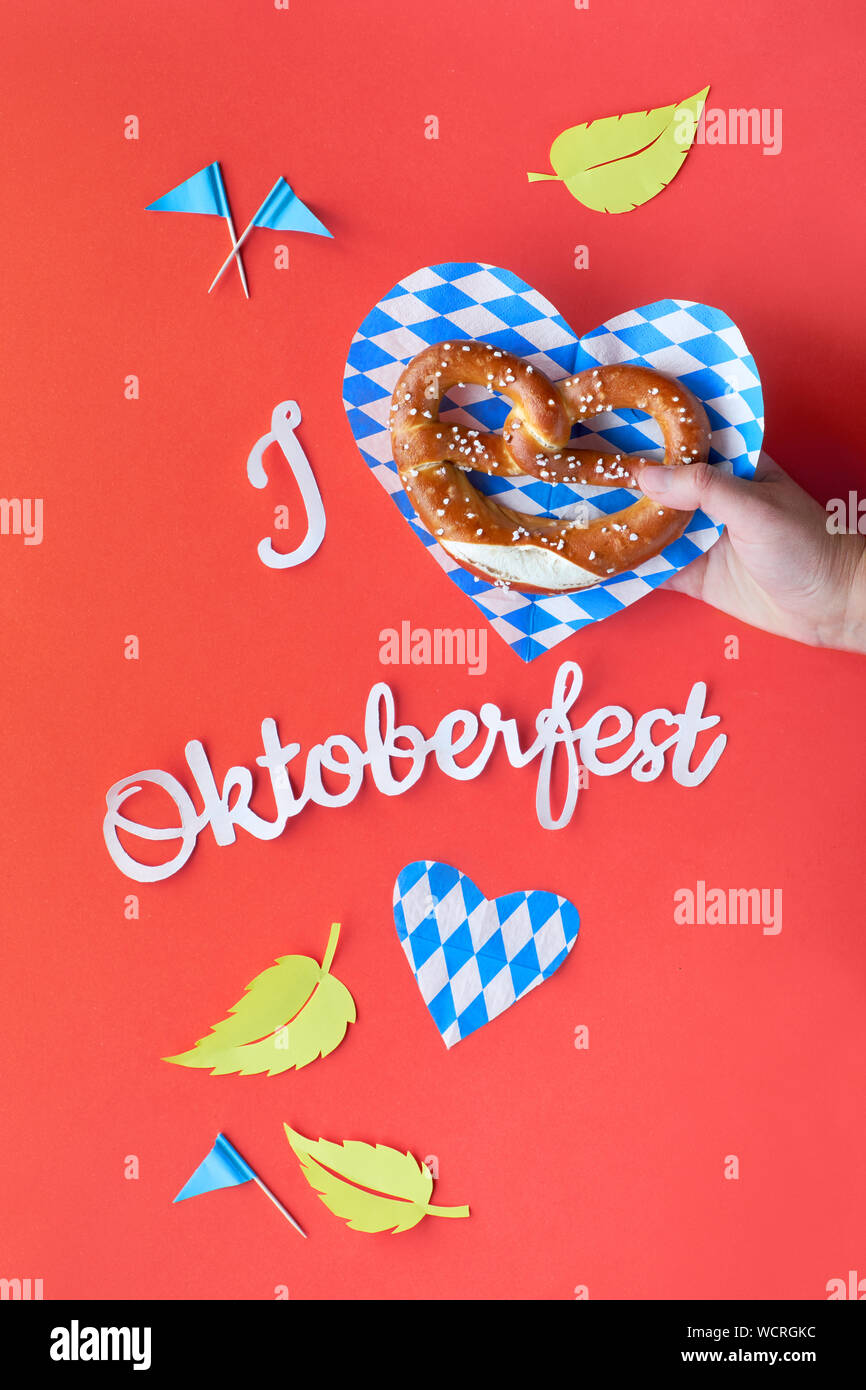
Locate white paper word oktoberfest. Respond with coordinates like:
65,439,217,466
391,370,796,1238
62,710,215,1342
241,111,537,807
103,661,726,883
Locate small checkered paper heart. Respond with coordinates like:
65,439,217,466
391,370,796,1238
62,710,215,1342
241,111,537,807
393,861,580,1048
343,262,764,661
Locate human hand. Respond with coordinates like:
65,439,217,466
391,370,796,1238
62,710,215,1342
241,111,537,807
637,452,866,652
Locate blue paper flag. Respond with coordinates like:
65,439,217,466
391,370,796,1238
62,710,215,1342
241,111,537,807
173,1133,255,1203
146,162,230,218
252,177,332,238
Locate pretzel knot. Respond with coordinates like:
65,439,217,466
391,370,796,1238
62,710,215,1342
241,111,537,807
390,340,711,592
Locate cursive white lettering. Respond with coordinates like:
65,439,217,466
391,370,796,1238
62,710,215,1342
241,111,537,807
102,662,727,883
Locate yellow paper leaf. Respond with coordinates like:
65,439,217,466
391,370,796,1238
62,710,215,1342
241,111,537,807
164,923,355,1076
284,1125,470,1234
527,85,709,213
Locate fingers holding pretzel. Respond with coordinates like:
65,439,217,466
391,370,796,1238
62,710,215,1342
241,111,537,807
389,341,711,592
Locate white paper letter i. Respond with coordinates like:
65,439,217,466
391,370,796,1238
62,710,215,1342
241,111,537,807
246,400,326,568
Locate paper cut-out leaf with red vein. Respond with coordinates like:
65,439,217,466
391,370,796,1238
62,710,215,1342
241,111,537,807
284,1125,470,1234
528,85,709,213
164,923,355,1076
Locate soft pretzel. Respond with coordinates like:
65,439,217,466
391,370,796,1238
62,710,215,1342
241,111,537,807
389,341,711,592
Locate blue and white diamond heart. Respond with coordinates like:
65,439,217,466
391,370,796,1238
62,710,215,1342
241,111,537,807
344,262,764,661
393,860,580,1047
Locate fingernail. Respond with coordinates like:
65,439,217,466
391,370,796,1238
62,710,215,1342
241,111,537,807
639,465,676,493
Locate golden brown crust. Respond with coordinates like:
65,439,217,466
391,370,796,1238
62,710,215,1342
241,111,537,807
389,341,711,592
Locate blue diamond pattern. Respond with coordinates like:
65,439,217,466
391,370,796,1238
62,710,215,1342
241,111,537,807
393,861,581,1047
344,263,764,661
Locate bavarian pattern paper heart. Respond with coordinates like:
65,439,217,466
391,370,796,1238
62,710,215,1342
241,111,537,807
393,860,580,1048
343,262,764,661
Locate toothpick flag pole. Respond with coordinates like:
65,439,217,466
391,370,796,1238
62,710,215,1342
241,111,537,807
224,207,250,299
250,1171,308,1238
208,176,332,293
173,1132,307,1238
208,220,257,293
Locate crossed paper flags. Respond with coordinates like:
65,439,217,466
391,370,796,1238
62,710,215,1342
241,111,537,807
146,162,332,297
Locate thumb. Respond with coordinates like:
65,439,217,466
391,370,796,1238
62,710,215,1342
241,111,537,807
638,462,758,532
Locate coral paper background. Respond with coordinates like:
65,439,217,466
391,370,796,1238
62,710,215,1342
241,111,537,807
1,0,865,1300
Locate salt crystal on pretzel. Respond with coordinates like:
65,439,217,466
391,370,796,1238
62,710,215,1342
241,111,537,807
390,341,711,593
